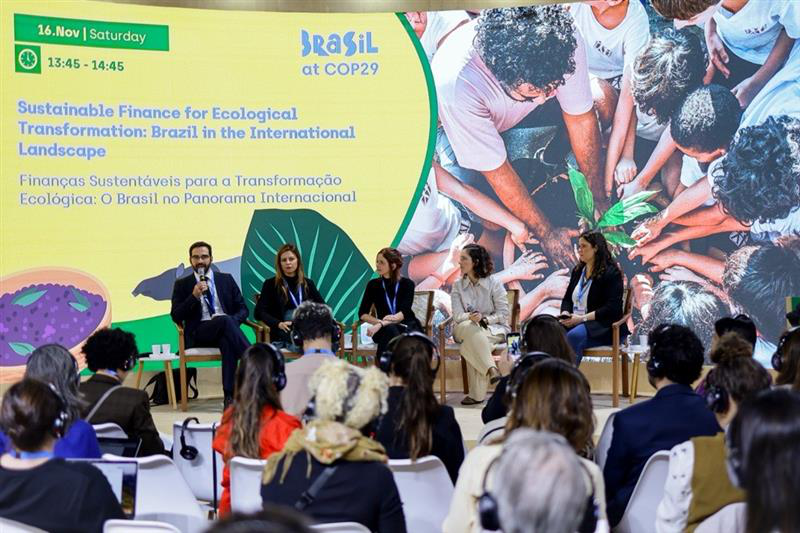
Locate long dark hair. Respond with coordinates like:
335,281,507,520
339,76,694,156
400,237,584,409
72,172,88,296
225,344,284,458
776,328,800,387
463,243,494,278
274,244,308,303
576,231,616,280
521,315,576,364
728,389,800,533
390,336,439,460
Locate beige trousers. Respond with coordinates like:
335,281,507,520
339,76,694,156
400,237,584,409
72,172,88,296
454,321,504,401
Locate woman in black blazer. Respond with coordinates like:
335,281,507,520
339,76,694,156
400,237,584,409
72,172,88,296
254,244,325,350
559,231,628,365
375,333,464,483
358,248,422,354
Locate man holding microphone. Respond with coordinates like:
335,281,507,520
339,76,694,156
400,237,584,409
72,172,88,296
171,241,250,408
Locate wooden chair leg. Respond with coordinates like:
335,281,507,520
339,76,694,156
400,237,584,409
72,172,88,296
621,352,629,397
630,354,640,404
165,360,178,410
460,357,469,394
179,357,189,412
611,347,619,408
439,357,446,404
134,361,144,389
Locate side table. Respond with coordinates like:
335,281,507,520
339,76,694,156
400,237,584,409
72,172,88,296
134,355,179,410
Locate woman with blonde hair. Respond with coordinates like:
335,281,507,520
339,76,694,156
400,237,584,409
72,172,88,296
255,243,326,351
212,343,301,516
261,359,406,533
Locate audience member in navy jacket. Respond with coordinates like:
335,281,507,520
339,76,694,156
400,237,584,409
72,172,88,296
603,324,721,526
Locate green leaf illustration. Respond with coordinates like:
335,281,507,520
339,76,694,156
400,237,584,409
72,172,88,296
241,209,374,324
69,302,89,312
567,167,595,225
12,288,47,307
597,190,659,228
8,342,35,356
70,287,90,307
603,230,638,248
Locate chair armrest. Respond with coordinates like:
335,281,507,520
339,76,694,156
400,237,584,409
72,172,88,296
612,312,632,330
174,322,184,334
436,316,453,332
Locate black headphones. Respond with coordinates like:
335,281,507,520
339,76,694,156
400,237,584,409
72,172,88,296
505,351,552,403
70,355,81,389
519,314,561,353
249,343,287,391
46,383,69,439
179,416,200,461
478,447,598,532
703,373,729,414
645,324,673,377
772,326,799,372
378,331,441,376
120,352,137,372
290,310,341,350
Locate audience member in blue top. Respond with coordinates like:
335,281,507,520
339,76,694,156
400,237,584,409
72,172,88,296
0,344,100,459
603,324,721,526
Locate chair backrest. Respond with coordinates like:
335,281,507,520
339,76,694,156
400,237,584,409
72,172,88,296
311,523,371,533
614,451,671,533
93,422,129,439
694,502,746,533
229,456,268,514
623,287,633,315
102,453,204,521
388,456,455,533
477,417,507,445
413,290,435,335
171,421,223,506
507,289,520,330
0,517,47,533
104,519,181,533
594,412,616,472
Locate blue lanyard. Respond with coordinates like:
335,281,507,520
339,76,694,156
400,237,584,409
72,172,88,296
577,268,591,301
12,450,55,459
304,349,335,356
283,279,303,308
382,279,398,315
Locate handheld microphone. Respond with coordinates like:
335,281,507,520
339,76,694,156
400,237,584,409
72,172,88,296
197,267,210,296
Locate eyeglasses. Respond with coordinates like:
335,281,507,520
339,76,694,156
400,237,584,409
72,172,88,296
191,254,210,260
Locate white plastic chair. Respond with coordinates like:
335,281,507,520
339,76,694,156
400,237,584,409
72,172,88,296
477,417,507,445
694,503,746,533
595,412,616,472
102,453,205,533
0,517,46,532
104,519,180,532
171,421,223,509
311,523,371,532
93,422,129,439
229,456,267,514
614,451,670,533
387,456,454,533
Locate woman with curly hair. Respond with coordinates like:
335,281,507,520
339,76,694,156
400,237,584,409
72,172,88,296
261,359,405,533
443,358,607,533
451,243,509,405
559,231,628,365
212,343,300,516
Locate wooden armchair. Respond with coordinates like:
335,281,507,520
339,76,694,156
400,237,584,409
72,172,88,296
435,289,520,404
350,290,436,367
174,319,264,411
582,288,633,407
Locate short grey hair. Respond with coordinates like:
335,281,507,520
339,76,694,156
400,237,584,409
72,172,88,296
494,429,588,533
24,344,85,425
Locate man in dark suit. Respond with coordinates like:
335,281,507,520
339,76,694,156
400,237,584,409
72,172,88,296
603,324,721,526
79,327,166,456
171,241,250,407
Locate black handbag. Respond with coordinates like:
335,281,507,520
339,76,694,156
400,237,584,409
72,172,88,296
144,367,198,405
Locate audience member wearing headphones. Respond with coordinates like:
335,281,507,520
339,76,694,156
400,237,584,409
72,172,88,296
206,505,314,533
696,329,760,397
722,389,800,533
261,359,406,533
254,244,327,352
0,379,124,532
212,343,301,516
0,344,100,459
444,358,607,533
711,315,757,353
656,340,771,533
479,429,596,533
79,327,165,456
773,327,800,389
450,243,509,405
603,324,720,527
374,332,465,483
280,302,342,416
482,314,576,424
358,247,423,355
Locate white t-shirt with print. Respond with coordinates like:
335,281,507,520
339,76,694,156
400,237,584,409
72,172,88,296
433,20,593,172
714,0,800,65
398,167,464,256
750,206,800,243
570,1,650,80
679,155,721,207
418,10,471,63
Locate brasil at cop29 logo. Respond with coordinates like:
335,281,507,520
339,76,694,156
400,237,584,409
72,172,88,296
301,30,378,57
